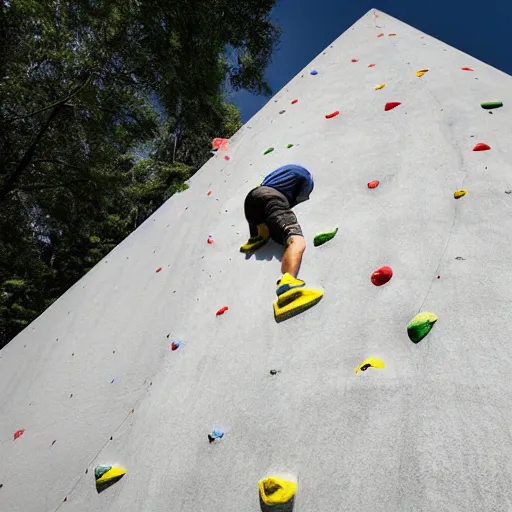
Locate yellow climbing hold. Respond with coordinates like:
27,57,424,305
454,189,467,199
356,358,385,374
259,476,297,505
375,83,386,90
95,465,126,491
416,69,429,77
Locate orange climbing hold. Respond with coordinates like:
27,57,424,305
368,180,379,189
377,33,384,37
371,266,393,286
473,142,491,151
385,102,401,111
461,67,474,71
216,306,228,316
291,99,298,104
388,33,396,36
325,111,339,119
368,63,376,68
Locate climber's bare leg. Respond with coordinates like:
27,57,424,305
281,235,306,278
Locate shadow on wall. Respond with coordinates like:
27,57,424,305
259,496,295,512
244,241,283,263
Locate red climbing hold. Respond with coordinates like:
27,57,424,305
377,33,384,37
473,142,491,151
385,102,401,111
156,267,162,273
13,429,25,441
207,191,212,196
368,180,380,189
371,266,393,286
291,99,298,104
224,155,230,161
216,306,229,316
368,63,376,68
325,111,339,119
207,237,214,244
351,58,358,62
461,67,474,71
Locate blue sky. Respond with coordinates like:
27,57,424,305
230,0,510,122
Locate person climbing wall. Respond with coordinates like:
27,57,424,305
240,164,323,321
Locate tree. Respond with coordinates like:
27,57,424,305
0,0,279,347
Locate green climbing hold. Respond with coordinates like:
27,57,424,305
313,228,338,247
287,144,294,149
407,312,437,343
264,148,274,155
481,101,503,110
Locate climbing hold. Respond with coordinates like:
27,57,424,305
473,142,491,151
212,138,229,151
264,148,274,155
371,266,393,286
270,369,281,375
455,256,466,260
207,191,212,196
325,110,339,119
274,287,323,323
506,190,512,194
368,63,376,68
481,101,503,109
416,69,429,77
385,102,401,111
367,180,379,189
420,36,425,39
461,67,474,71
13,429,25,441
454,189,467,199
355,358,385,374
351,58,358,62
314,228,338,247
377,33,384,37
171,341,184,351
216,306,229,316
407,312,437,343
437,275,440,279
207,236,214,244
291,99,298,104
286,144,294,149
95,466,126,493
388,33,396,36
224,155,230,161
279,110,286,114
375,83,386,90
259,476,297,506
208,428,224,443
156,267,162,273
310,70,318,75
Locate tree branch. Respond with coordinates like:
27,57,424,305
7,75,92,123
11,178,94,194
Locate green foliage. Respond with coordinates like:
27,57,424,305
0,0,279,347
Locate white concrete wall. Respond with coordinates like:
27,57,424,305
2,8,512,511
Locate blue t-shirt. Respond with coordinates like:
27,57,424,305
261,165,314,206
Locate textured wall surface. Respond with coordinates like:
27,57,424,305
2,8,512,512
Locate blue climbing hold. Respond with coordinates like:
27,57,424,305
310,69,318,76
208,428,224,443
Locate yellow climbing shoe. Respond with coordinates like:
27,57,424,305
276,272,305,296
240,224,270,253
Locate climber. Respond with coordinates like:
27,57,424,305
240,164,314,297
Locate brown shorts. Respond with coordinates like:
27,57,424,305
244,186,303,246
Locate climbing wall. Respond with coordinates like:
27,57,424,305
3,8,512,511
